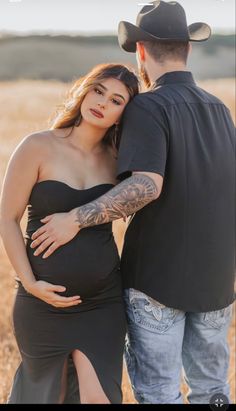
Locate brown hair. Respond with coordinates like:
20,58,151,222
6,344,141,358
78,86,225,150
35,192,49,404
51,63,139,150
143,40,189,64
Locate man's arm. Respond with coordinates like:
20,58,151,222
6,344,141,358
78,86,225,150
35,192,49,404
31,171,163,258
73,172,162,229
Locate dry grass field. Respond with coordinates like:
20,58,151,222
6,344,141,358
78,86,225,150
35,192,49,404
0,78,235,404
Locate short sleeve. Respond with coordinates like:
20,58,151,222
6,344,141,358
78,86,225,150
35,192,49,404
117,96,168,181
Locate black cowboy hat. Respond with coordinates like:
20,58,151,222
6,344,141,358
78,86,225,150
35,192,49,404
118,0,211,52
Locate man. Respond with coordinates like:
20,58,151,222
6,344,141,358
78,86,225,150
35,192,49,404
31,1,235,404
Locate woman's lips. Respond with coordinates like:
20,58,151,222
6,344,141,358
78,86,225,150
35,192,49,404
89,108,104,119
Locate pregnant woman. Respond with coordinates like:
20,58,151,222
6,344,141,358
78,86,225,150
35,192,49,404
0,63,139,404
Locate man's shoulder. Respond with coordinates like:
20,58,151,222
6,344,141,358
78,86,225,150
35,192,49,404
196,85,226,106
133,89,164,103
125,91,165,116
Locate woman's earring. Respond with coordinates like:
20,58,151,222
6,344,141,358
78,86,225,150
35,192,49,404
115,123,119,139
74,114,82,127
113,123,120,148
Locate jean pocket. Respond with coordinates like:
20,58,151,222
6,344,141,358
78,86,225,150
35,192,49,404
128,289,179,334
203,304,233,329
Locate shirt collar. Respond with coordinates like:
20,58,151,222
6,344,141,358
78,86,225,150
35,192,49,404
153,71,196,88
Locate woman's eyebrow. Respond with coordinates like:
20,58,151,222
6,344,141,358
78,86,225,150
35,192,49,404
97,83,126,102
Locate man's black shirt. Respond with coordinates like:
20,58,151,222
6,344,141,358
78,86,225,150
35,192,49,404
117,71,235,312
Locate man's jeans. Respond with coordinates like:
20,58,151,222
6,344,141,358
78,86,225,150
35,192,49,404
123,288,234,404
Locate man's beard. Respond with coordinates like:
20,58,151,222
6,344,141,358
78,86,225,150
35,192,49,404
139,64,151,89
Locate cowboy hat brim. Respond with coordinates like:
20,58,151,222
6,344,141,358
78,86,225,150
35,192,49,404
118,21,211,53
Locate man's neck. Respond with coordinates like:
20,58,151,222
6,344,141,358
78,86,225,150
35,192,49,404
148,60,188,85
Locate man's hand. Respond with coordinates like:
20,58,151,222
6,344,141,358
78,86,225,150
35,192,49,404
26,280,82,308
31,173,162,258
31,211,79,258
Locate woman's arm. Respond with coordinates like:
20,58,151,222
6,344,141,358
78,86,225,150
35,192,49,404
0,134,81,308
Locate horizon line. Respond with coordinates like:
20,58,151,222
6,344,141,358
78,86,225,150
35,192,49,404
0,29,235,37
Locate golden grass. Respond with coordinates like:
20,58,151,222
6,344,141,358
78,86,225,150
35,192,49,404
0,79,235,404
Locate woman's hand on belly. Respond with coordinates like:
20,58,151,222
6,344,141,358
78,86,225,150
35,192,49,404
27,280,82,308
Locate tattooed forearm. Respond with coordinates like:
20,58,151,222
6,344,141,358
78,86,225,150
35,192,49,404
75,174,159,229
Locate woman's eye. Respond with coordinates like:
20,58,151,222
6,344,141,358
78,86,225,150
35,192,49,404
112,99,121,106
94,88,103,95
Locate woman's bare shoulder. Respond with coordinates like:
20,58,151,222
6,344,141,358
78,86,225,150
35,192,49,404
16,129,55,155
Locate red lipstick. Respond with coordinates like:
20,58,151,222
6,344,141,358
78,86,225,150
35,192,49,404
90,108,104,119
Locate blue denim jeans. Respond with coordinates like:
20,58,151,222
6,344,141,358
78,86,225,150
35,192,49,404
123,288,234,404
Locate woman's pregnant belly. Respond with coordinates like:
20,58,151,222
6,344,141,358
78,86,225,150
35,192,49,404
26,228,120,298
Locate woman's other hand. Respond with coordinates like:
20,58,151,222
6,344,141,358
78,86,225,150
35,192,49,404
26,280,82,308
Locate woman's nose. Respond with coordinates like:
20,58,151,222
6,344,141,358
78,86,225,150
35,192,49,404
97,102,105,109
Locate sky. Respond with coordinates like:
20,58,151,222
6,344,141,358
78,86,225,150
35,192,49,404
0,0,235,35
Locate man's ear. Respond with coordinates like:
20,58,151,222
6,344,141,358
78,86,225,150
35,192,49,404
187,42,192,57
136,42,146,62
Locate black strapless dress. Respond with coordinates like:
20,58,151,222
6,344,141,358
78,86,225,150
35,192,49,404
7,180,126,404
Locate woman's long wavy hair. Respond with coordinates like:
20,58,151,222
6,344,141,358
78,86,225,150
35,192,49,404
50,63,139,150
